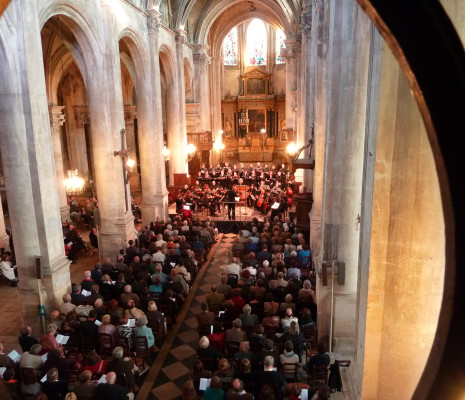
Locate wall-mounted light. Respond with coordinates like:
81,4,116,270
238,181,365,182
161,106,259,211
162,144,170,161
286,142,299,157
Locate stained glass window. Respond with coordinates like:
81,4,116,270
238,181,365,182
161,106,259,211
246,19,267,66
276,29,286,64
223,27,238,66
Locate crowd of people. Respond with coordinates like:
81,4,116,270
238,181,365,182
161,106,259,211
0,181,335,399
0,214,220,400
178,216,335,400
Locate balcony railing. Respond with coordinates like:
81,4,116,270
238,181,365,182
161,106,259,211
187,131,214,150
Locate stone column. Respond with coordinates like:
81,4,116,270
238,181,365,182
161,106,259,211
283,39,299,131
49,106,70,222
173,29,189,183
124,106,140,192
315,1,373,355
141,9,169,221
192,44,211,132
300,4,314,192
210,55,223,165
72,106,92,180
86,1,134,261
0,0,71,333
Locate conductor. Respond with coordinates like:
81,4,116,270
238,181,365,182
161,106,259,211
226,185,238,220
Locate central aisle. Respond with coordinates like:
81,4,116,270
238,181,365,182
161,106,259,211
137,233,236,400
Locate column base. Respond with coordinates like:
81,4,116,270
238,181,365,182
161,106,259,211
98,212,135,262
141,191,169,224
60,206,70,223
42,255,72,308
18,255,71,335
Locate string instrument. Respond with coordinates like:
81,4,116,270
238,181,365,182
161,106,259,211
286,184,293,207
257,191,265,208
263,192,271,213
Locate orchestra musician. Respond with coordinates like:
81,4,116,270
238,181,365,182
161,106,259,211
270,195,288,220
247,184,258,207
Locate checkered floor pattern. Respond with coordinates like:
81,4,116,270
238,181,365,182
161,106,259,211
136,233,237,400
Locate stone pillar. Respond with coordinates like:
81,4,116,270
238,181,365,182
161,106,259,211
141,9,169,222
124,106,140,192
283,39,299,132
173,29,189,182
192,44,211,132
0,0,71,333
72,106,92,180
315,1,372,356
360,45,445,400
86,1,134,261
49,106,70,222
210,55,222,165
300,4,314,192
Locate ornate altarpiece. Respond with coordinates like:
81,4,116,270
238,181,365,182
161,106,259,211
221,69,292,162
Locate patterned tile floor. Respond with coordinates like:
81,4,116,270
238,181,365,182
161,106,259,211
136,232,235,400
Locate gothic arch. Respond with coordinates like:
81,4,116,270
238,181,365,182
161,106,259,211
211,14,284,58
38,3,101,79
194,0,291,45
158,44,176,85
118,28,150,80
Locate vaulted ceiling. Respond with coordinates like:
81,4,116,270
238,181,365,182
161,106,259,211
162,0,305,46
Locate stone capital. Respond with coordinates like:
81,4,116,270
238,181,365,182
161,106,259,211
73,106,90,128
146,9,161,38
282,39,301,72
49,106,66,134
175,28,187,49
193,45,211,73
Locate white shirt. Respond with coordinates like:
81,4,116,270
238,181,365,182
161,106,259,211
152,252,166,263
226,263,242,277
1,261,15,280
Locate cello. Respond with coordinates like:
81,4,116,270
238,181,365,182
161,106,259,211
286,184,293,207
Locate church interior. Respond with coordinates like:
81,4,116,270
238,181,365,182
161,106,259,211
0,0,464,399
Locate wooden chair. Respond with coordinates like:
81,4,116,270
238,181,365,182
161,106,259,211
158,303,174,329
263,323,280,338
309,364,329,385
280,362,299,383
298,255,312,278
233,249,244,260
302,324,317,345
80,331,96,352
98,333,116,357
197,323,213,337
225,340,241,357
134,336,150,359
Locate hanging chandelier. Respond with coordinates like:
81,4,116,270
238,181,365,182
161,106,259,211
64,169,85,195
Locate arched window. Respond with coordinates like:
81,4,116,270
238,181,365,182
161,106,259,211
276,29,286,64
223,27,238,66
246,19,267,66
